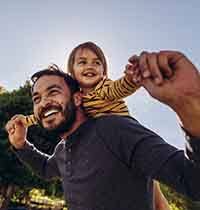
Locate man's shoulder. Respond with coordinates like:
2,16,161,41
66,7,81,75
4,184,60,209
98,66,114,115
95,115,137,122
94,115,139,128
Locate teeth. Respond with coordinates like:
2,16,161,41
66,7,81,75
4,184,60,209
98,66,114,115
44,109,59,117
83,72,95,77
86,73,94,76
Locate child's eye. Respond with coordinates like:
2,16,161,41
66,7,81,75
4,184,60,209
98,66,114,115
95,60,102,65
78,60,86,65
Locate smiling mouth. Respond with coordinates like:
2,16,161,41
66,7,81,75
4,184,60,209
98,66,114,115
43,109,59,118
82,70,97,77
40,107,62,120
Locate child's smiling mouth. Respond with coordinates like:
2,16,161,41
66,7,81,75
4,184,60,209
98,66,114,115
82,70,97,77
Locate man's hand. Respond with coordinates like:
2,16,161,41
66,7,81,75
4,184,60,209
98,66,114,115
129,51,200,136
128,51,175,85
5,115,28,149
137,51,200,105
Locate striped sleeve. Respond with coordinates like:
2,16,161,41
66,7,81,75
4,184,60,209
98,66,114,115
96,76,139,101
24,114,37,127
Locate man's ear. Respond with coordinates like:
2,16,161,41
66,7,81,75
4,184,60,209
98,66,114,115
73,91,83,107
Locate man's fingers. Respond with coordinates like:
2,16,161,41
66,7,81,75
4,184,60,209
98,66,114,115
5,117,25,135
7,127,15,135
139,52,151,78
14,118,24,126
5,120,14,132
9,128,15,135
157,52,173,78
159,51,186,67
147,53,163,85
5,115,27,149
5,122,15,142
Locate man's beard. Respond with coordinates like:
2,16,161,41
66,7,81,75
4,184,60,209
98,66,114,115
37,100,77,136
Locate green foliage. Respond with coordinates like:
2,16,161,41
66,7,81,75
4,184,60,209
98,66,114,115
0,82,34,186
0,81,62,204
161,183,200,210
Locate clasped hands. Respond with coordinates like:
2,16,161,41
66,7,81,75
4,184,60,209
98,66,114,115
125,50,200,137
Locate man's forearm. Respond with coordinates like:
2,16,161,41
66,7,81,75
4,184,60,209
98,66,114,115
174,93,200,137
13,141,59,180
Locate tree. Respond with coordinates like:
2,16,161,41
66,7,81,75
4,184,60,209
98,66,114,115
0,86,6,94
0,81,62,209
160,183,200,210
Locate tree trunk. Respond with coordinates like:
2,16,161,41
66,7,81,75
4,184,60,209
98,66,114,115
0,184,15,210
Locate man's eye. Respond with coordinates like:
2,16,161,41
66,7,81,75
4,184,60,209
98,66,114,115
33,97,40,104
49,90,59,96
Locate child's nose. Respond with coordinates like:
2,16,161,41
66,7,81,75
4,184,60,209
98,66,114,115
87,63,96,68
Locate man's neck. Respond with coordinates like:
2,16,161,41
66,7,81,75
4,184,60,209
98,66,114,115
60,109,87,140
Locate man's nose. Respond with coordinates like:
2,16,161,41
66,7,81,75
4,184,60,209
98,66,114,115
40,96,53,107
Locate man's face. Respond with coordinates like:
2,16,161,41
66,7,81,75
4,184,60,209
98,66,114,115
32,75,76,134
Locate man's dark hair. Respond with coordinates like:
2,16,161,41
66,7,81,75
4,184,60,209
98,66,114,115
31,64,80,94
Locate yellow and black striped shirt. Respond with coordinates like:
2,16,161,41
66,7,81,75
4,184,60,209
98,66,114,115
23,114,37,127
82,76,139,117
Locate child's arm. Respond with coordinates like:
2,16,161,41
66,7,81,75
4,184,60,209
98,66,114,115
96,64,141,101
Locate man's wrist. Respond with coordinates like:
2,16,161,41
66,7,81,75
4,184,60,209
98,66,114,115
174,96,200,137
12,140,28,150
182,126,200,163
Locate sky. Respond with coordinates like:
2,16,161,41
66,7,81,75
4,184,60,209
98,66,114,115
0,0,200,148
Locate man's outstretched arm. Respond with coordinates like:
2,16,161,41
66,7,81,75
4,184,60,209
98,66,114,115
6,114,60,180
125,51,200,199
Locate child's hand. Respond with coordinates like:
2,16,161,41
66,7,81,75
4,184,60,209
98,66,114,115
124,57,142,86
124,64,141,85
128,54,151,79
5,115,28,149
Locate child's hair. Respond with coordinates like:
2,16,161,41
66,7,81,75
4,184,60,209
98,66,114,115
67,41,108,78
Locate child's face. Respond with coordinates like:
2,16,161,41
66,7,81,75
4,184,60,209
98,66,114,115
73,48,104,90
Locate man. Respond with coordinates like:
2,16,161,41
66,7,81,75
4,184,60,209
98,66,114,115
6,51,200,210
